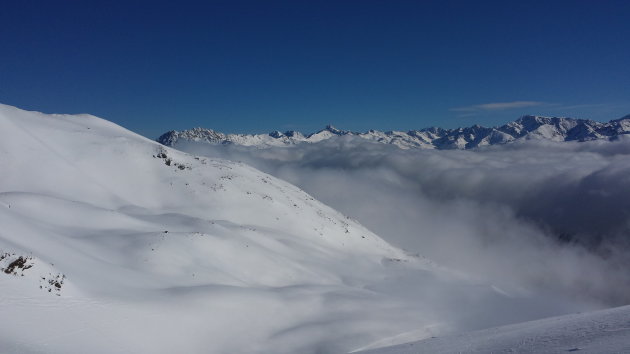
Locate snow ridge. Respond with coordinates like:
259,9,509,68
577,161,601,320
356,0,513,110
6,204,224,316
157,115,630,150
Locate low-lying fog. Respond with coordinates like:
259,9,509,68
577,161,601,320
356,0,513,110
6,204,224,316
178,136,630,308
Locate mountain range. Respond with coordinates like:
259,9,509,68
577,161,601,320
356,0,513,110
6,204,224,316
158,115,630,150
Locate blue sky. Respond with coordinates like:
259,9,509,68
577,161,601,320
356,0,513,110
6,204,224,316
1,0,629,138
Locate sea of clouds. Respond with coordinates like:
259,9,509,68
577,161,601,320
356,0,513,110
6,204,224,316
177,135,630,307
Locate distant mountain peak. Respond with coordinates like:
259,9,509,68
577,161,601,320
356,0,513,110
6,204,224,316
612,114,630,122
321,124,348,135
269,130,284,138
158,115,630,150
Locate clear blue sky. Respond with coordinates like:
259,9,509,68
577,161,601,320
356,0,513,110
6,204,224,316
1,0,629,138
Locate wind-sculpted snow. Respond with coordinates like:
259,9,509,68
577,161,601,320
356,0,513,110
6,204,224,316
175,133,630,308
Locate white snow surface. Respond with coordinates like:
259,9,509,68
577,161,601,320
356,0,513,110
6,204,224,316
359,305,630,354
0,104,623,353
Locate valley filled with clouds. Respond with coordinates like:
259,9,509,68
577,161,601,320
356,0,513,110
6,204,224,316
178,135,630,308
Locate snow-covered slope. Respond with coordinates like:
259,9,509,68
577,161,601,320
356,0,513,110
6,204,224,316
0,103,419,353
359,305,630,354
158,115,630,150
1,104,621,353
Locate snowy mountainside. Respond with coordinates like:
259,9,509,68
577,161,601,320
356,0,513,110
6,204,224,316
158,115,630,150
1,103,619,353
0,103,416,353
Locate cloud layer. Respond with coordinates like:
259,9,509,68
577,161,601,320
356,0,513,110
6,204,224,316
451,101,547,112
177,136,630,307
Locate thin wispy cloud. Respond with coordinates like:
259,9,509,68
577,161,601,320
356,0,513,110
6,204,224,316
451,101,547,112
549,103,609,111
